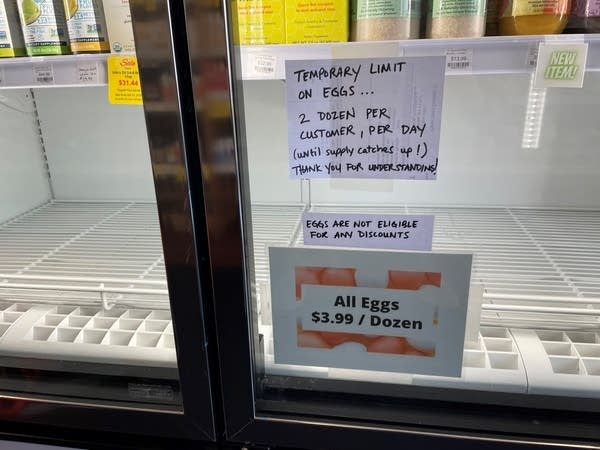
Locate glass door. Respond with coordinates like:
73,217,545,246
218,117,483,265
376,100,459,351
194,0,600,445
0,0,214,439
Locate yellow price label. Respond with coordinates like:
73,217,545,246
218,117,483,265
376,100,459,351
107,55,143,105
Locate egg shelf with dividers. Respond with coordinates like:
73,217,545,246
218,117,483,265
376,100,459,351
0,200,175,367
251,203,600,396
0,303,175,367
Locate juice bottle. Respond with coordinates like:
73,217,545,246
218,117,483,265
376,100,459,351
17,0,70,55
63,0,109,53
566,0,600,32
101,0,134,53
0,0,26,56
499,0,571,34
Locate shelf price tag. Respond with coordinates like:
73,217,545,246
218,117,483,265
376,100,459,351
107,55,143,105
270,247,472,376
33,64,54,85
77,62,99,84
247,53,277,78
446,49,472,73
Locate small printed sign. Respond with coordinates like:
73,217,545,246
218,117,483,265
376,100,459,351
286,56,445,180
33,64,54,85
302,212,434,251
446,49,472,73
534,42,588,88
77,62,100,84
526,44,539,68
107,55,143,105
247,53,277,78
270,247,472,376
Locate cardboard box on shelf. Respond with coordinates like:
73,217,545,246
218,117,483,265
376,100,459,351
285,0,348,43
102,0,135,53
234,0,285,45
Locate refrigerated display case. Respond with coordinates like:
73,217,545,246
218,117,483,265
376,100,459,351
186,0,600,446
0,0,215,441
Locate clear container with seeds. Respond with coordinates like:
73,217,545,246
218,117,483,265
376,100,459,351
426,0,486,38
351,0,421,41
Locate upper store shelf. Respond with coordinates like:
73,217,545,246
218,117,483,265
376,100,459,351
0,54,110,89
1,35,599,87
239,34,600,80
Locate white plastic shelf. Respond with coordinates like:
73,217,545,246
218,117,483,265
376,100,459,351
240,34,600,80
512,328,600,398
0,54,109,89
251,203,600,396
0,201,174,366
260,323,527,393
0,303,175,367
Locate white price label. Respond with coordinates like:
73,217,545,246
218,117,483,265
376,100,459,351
526,45,539,68
34,64,54,85
77,62,99,84
247,54,276,77
446,49,472,73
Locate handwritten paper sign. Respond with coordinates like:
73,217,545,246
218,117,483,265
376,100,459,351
286,56,445,180
107,55,143,105
303,212,434,251
270,247,472,376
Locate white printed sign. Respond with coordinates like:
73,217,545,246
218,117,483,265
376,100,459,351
446,49,472,73
303,212,434,251
77,62,99,84
247,53,277,78
286,57,445,180
534,42,588,88
33,64,54,85
270,247,472,376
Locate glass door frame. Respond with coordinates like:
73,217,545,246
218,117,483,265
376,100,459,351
0,0,216,441
185,0,600,447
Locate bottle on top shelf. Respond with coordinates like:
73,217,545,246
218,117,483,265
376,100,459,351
0,0,26,57
426,0,486,38
63,0,109,53
499,0,571,34
485,0,500,34
565,0,600,32
351,0,421,41
101,0,135,53
17,0,70,55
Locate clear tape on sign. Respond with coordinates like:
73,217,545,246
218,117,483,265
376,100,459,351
331,41,403,59
329,178,394,193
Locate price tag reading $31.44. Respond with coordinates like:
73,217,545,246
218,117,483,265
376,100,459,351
107,55,143,105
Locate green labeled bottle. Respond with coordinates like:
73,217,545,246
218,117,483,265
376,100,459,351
0,0,26,57
17,0,70,55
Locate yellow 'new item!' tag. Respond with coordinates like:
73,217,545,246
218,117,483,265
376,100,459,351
107,55,143,105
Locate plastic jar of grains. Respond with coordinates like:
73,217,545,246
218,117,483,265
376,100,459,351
426,0,486,38
351,0,421,41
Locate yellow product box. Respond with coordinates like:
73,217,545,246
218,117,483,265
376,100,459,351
285,0,348,43
234,0,285,45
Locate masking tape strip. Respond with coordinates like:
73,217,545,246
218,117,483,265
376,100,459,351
327,42,403,192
